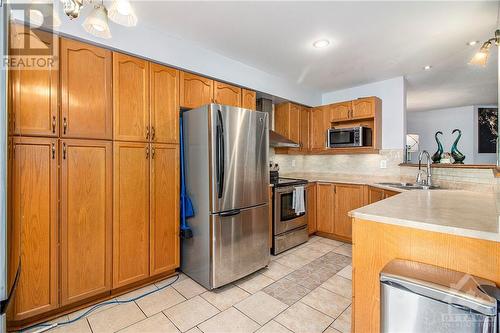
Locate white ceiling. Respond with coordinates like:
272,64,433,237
133,1,498,111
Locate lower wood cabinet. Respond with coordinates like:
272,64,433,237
113,141,180,287
10,137,59,320
306,183,317,235
316,183,335,234
60,139,112,305
366,186,399,204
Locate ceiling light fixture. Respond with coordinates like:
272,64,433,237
470,2,500,66
313,39,330,49
82,4,111,39
61,0,137,38
423,65,432,70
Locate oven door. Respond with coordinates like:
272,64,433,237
329,128,359,147
273,187,307,235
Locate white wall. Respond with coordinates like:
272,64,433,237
321,77,407,149
407,105,497,164
22,12,322,106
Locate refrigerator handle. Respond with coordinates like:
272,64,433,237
219,209,241,217
216,110,225,199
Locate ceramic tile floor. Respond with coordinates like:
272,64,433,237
31,236,352,333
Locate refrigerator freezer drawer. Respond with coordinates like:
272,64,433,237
211,204,270,289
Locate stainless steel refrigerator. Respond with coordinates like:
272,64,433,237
181,104,270,290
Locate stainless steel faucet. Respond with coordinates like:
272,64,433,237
416,150,433,188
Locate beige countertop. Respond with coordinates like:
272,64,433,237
280,172,500,242
351,190,500,242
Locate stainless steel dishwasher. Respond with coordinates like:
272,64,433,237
380,259,498,333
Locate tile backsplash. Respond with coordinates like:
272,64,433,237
270,148,499,192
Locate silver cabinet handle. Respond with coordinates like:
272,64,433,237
62,142,67,159
151,146,155,159
51,143,55,159
146,146,149,159
146,126,150,140
52,116,56,133
151,126,155,140
63,117,67,135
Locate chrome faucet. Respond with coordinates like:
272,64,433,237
416,150,433,188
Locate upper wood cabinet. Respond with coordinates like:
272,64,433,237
351,97,380,120
60,139,112,305
274,102,300,143
150,63,180,143
10,137,58,320
299,107,311,152
214,81,241,107
10,30,59,137
113,142,150,288
180,72,213,109
241,89,257,110
330,102,351,122
113,53,150,142
61,39,112,140
310,106,331,151
150,143,180,276
316,183,334,234
307,183,317,235
334,184,364,240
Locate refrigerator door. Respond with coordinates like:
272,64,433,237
211,204,270,289
210,105,269,213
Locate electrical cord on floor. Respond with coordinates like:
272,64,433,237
19,274,180,333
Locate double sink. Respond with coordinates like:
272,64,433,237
376,182,440,190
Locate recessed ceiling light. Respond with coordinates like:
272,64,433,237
467,40,479,46
423,65,432,70
313,39,330,49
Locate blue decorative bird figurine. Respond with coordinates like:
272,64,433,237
431,131,443,163
451,129,465,164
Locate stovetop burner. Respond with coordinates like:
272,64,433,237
274,177,308,188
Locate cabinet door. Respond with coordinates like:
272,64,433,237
384,189,399,198
150,63,179,144
10,30,58,137
180,72,213,109
330,102,351,122
307,184,317,235
10,137,58,320
241,89,256,110
289,103,300,143
316,183,334,233
351,98,375,119
214,81,241,107
367,186,384,204
334,184,364,239
310,106,329,150
113,53,150,142
60,139,112,305
274,103,290,139
150,144,180,276
113,142,150,287
61,39,112,139
299,107,310,152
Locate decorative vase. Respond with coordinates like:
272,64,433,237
431,131,443,163
451,129,465,164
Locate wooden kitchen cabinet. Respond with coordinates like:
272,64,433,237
60,139,112,305
299,106,311,152
150,143,180,276
329,102,351,122
61,39,112,140
316,183,335,234
214,81,241,107
113,53,150,142
241,89,257,110
150,63,180,144
10,30,59,137
334,184,364,240
306,183,317,235
310,106,330,151
274,102,300,143
366,186,399,204
113,141,150,287
351,97,380,120
180,72,213,109
10,137,58,320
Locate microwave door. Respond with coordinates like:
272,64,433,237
331,129,355,147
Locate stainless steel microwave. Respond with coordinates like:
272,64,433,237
327,126,372,148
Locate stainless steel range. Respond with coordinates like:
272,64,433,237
272,178,308,255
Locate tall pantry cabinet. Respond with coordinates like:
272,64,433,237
8,32,180,326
